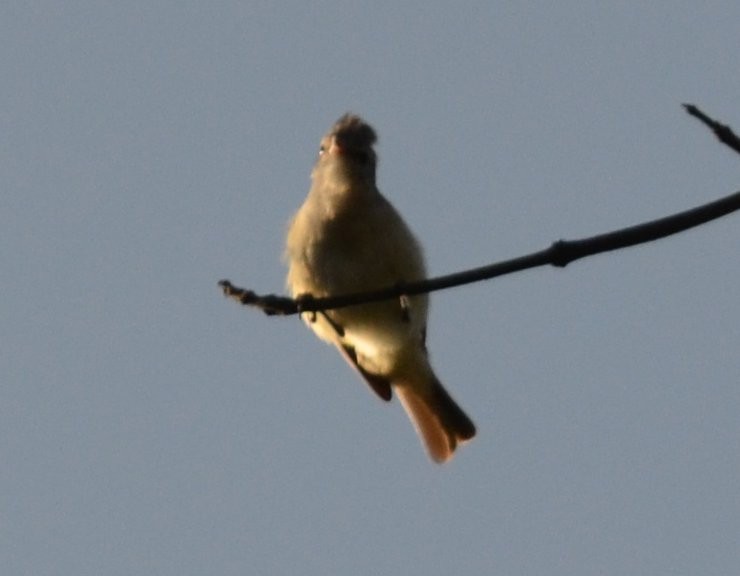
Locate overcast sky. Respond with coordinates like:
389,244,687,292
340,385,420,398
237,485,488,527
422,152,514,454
2,3,739,575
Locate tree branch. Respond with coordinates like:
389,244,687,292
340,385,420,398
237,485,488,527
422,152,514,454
219,104,740,317
683,103,740,155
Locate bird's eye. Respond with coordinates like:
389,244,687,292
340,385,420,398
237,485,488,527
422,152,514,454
318,145,326,155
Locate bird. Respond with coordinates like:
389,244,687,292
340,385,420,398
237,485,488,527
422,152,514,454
285,114,475,463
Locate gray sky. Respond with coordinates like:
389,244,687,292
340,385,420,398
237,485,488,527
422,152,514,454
2,3,739,575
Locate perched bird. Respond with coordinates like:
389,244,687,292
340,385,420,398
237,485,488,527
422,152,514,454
285,114,475,462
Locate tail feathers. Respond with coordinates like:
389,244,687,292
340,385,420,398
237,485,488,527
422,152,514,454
394,376,476,463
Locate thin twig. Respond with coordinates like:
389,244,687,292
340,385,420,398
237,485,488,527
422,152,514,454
683,103,740,155
220,104,740,317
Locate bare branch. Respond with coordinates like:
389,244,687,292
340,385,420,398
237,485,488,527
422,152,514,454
220,104,740,317
683,103,740,155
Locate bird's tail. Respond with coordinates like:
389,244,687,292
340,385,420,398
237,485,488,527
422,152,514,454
394,372,476,463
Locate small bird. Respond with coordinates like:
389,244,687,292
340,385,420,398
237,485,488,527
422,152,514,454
285,114,475,462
